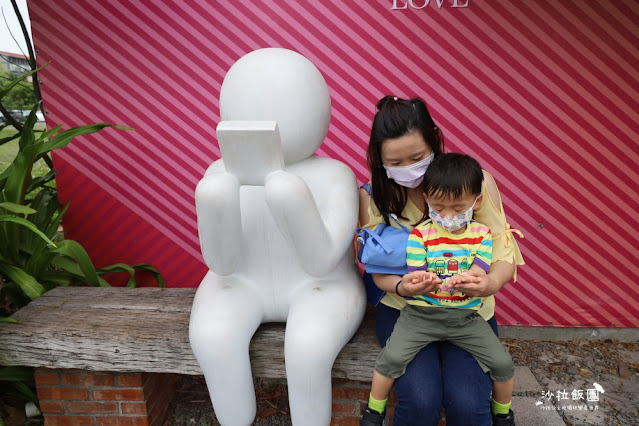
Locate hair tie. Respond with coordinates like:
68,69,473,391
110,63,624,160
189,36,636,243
393,96,398,101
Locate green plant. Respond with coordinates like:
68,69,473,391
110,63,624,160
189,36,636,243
0,366,37,408
0,2,165,417
0,69,36,112
0,72,165,319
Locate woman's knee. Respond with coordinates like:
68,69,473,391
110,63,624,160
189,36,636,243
441,342,492,425
391,343,444,425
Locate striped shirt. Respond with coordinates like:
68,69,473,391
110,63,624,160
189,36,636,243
405,219,492,309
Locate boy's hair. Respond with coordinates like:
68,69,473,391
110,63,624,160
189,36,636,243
423,153,483,199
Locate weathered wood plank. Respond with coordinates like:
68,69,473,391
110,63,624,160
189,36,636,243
27,286,196,312
0,287,379,382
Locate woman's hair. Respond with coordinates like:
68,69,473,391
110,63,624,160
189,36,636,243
423,153,484,199
367,96,444,219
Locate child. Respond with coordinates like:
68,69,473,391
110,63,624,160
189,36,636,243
360,153,515,426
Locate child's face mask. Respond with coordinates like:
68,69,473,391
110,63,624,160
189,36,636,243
428,196,478,232
383,153,434,188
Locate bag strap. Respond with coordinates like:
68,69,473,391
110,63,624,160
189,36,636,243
361,182,391,226
388,213,411,233
355,227,393,253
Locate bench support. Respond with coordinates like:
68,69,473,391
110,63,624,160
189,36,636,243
0,287,445,424
34,368,177,426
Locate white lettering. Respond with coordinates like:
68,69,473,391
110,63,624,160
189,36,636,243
392,0,470,9
409,0,429,9
452,0,470,7
391,0,408,9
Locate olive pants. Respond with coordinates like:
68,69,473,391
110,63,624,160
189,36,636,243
375,305,514,382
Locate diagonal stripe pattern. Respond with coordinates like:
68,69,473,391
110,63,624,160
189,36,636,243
27,0,639,326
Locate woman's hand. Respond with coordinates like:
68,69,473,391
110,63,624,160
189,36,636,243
398,271,441,297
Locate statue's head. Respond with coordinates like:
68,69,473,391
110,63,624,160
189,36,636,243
219,48,331,164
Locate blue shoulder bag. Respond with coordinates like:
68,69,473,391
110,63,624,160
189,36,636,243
357,184,411,306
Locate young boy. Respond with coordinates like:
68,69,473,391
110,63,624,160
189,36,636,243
360,153,515,426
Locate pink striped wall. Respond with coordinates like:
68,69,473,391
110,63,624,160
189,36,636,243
28,1,639,327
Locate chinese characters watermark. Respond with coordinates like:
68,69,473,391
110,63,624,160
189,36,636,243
536,382,604,411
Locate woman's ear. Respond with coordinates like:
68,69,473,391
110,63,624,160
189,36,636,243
473,193,484,210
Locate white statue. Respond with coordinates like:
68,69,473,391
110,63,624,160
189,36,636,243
189,48,366,426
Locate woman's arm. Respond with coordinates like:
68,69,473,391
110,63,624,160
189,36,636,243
372,271,440,297
451,170,520,296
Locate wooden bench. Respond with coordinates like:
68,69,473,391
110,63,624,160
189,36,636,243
0,286,380,425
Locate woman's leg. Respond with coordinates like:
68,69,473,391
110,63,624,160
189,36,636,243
375,303,443,426
440,316,498,426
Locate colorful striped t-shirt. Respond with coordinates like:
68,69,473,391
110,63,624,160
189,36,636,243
406,219,492,309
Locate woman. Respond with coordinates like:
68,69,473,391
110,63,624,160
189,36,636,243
358,96,524,426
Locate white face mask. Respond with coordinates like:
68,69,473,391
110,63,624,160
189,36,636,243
383,153,434,188
428,197,478,232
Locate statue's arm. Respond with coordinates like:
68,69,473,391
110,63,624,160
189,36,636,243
195,169,242,276
265,164,357,277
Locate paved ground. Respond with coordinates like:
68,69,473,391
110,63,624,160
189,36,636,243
164,338,639,426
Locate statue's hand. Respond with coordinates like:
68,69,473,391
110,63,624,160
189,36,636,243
266,170,308,196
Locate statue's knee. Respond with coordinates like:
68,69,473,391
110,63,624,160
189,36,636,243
190,321,242,358
286,337,336,371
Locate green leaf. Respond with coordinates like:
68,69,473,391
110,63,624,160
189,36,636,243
52,240,105,287
132,263,166,288
36,124,62,142
39,124,134,155
25,194,65,267
0,164,13,188
0,66,45,100
17,108,38,150
37,270,75,287
25,170,56,195
96,263,165,288
23,187,59,249
0,317,17,323
50,256,110,287
0,367,34,382
3,143,40,205
96,263,136,287
0,261,46,300
26,251,56,279
0,215,57,247
0,282,31,309
0,202,36,215
1,143,40,256
0,380,38,404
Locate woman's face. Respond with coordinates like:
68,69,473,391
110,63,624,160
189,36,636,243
380,131,432,167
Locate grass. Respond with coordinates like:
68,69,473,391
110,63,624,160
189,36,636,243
0,124,51,178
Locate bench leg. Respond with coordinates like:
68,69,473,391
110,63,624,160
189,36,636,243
34,369,177,426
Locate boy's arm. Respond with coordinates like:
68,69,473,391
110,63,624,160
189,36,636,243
472,229,493,273
449,229,492,287
406,228,427,272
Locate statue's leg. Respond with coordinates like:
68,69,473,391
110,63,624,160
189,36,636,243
285,278,366,425
189,272,264,426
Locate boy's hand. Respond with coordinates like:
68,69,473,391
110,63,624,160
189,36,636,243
449,266,494,297
398,271,441,296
